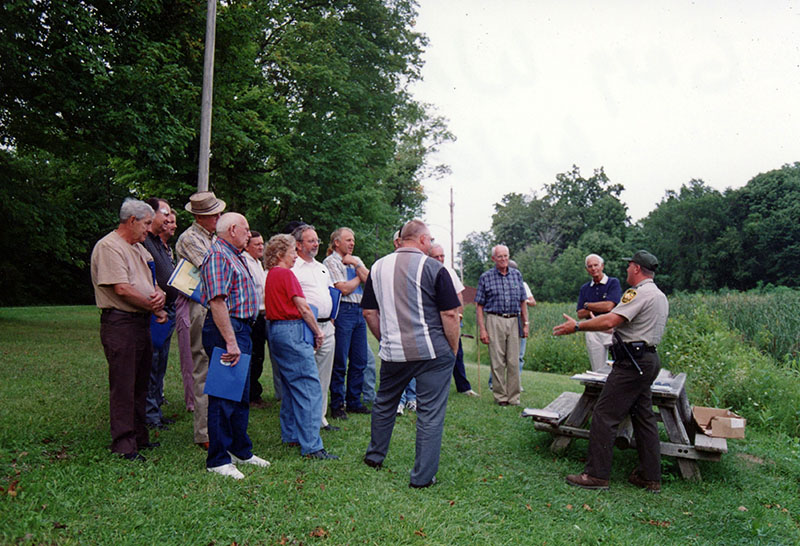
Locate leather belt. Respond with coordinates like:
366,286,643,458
487,312,518,318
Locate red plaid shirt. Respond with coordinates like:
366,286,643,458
200,238,258,319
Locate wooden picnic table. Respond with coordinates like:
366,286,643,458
523,369,727,480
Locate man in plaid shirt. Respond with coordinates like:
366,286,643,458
200,212,269,479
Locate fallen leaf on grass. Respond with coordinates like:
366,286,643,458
309,527,328,538
565,504,573,510
414,529,426,537
7,480,19,497
525,504,532,511
279,535,288,545
449,500,455,506
399,514,404,520
53,522,67,530
644,520,670,528
582,504,592,512
738,506,748,512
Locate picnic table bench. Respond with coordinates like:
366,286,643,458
522,369,727,480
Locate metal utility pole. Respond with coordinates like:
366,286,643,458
449,186,455,269
197,0,217,192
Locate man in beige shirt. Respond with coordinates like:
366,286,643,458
175,191,225,449
91,198,166,461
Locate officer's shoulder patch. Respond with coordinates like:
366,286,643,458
621,288,637,304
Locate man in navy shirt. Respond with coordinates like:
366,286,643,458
576,254,622,372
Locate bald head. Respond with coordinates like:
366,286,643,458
217,212,250,250
399,219,432,253
491,245,510,273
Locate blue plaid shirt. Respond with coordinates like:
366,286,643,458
474,267,526,314
200,238,258,319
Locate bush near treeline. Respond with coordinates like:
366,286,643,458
462,288,800,438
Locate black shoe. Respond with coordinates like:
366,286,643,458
347,405,370,414
330,407,348,420
161,417,176,425
305,449,339,460
364,457,382,470
121,452,147,462
139,442,160,450
409,477,436,488
321,424,340,432
146,422,169,430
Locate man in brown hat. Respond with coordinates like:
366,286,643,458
176,191,226,449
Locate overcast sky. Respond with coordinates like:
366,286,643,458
411,0,800,265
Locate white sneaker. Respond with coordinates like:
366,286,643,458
207,463,244,480
462,389,480,397
406,400,417,412
397,403,405,415
229,452,270,468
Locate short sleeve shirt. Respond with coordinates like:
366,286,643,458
264,266,305,320
323,252,363,304
612,278,669,345
292,258,334,319
474,267,526,314
243,252,267,313
91,230,156,313
362,248,460,362
577,275,622,313
200,238,258,319
176,222,215,268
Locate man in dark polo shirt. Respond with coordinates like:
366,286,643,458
91,198,167,461
142,197,180,430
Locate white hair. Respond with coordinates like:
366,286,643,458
585,253,604,267
119,198,153,222
216,212,245,235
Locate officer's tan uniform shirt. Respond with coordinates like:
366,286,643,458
611,278,668,346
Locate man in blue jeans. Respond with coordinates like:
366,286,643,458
201,212,270,479
323,227,371,419
362,220,461,488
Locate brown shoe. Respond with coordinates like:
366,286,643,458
565,473,609,490
628,469,661,493
196,442,209,451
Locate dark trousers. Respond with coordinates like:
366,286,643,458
452,339,472,392
100,310,152,455
202,315,254,468
585,351,662,482
249,313,266,402
365,352,455,486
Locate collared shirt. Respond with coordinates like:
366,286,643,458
444,265,465,294
242,251,266,312
91,230,156,313
176,221,215,269
200,238,258,319
577,274,622,313
292,257,334,319
323,251,364,304
612,278,669,346
142,231,179,305
362,247,460,362
474,266,526,314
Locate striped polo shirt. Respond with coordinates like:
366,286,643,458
362,247,460,362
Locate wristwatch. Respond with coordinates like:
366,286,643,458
574,322,580,332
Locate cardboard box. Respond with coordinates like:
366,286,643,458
692,406,746,439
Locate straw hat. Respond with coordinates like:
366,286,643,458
184,191,226,215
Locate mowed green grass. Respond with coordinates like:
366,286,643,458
1,306,799,545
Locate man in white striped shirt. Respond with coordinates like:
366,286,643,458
361,220,461,488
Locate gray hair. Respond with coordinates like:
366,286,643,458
265,234,296,268
292,224,317,242
216,212,245,235
119,198,154,222
585,253,604,267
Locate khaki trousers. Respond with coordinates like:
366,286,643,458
585,331,613,373
315,321,336,427
189,300,209,443
486,314,521,405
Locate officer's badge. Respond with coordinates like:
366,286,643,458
621,288,637,303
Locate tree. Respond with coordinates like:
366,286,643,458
459,231,493,286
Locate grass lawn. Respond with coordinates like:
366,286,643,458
1,306,799,545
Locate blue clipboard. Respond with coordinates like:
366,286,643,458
204,346,251,401
328,286,342,320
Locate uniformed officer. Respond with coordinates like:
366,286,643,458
553,250,668,493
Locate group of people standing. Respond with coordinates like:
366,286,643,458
91,191,668,490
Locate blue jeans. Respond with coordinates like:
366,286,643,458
365,352,455,486
330,302,368,410
267,320,324,455
202,315,253,468
400,378,417,405
146,307,175,425
362,345,377,404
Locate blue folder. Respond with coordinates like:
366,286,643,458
204,346,251,401
328,286,342,320
303,304,319,345
346,267,363,296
